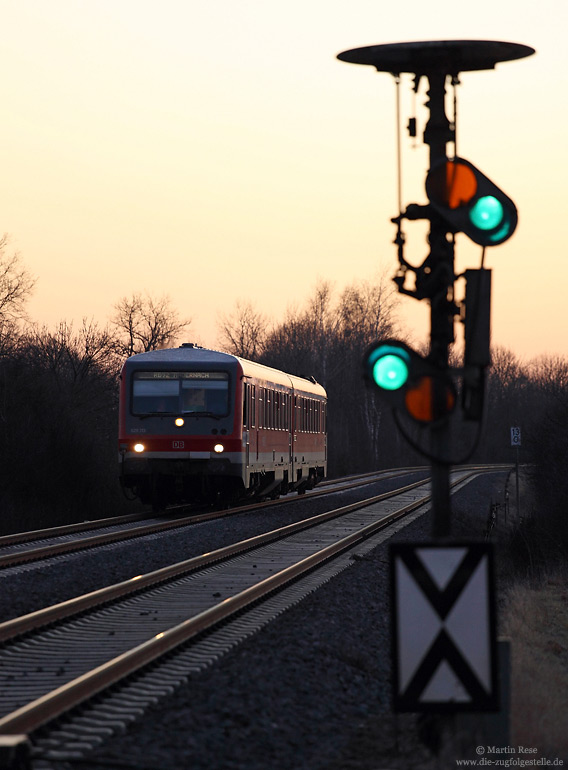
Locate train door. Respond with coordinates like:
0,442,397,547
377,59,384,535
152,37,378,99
243,383,257,472
290,392,296,484
249,384,257,463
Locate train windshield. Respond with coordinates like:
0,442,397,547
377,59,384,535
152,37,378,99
132,372,230,417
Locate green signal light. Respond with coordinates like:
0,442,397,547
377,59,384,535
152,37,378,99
469,195,504,231
371,351,409,391
489,220,512,243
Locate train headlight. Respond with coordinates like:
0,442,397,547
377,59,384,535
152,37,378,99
213,444,224,453
134,443,145,453
175,417,185,427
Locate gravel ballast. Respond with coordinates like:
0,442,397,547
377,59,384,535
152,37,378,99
0,472,429,623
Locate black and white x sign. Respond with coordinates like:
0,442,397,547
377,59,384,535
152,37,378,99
390,542,498,712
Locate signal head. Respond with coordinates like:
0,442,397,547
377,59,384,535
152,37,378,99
363,339,456,424
426,157,517,246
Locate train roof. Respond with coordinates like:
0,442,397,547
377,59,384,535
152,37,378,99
122,344,327,398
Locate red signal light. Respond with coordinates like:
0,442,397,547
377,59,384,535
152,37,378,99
433,161,477,209
404,376,456,424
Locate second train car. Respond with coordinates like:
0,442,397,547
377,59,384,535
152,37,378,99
118,344,327,510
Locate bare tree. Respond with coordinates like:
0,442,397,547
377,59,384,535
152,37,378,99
217,300,268,360
489,346,525,390
22,320,118,390
0,320,124,532
337,274,398,348
0,235,36,357
110,293,191,357
258,274,403,474
0,234,36,323
527,354,568,405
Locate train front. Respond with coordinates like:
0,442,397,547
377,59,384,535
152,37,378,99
118,345,245,510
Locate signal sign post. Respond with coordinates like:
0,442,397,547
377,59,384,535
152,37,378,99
510,426,521,447
511,427,522,520
339,40,534,713
390,543,498,711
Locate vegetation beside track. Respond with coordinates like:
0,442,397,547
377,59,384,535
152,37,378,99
448,465,568,763
503,575,568,758
496,381,568,759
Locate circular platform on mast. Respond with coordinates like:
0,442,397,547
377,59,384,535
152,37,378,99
337,40,535,74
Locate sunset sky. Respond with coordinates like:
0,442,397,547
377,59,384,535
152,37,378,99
0,1,565,360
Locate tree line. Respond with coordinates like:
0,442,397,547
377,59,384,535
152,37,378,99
0,235,567,560
0,237,190,533
218,278,568,472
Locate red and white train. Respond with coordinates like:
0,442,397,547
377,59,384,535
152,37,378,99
118,344,327,510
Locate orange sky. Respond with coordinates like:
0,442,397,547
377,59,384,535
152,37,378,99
0,1,566,361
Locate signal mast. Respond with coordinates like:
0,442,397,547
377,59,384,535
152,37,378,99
338,40,535,537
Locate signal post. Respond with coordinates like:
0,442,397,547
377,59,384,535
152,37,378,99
339,41,534,714
419,66,456,539
339,40,533,538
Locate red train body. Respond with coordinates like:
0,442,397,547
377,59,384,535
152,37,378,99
118,344,327,509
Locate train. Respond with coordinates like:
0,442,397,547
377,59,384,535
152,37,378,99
118,344,328,510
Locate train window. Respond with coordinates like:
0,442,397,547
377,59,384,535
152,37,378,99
132,371,229,417
132,377,179,414
250,385,256,428
181,375,229,416
273,391,277,429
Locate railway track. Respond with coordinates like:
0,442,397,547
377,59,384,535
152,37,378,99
0,467,426,569
0,467,491,767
